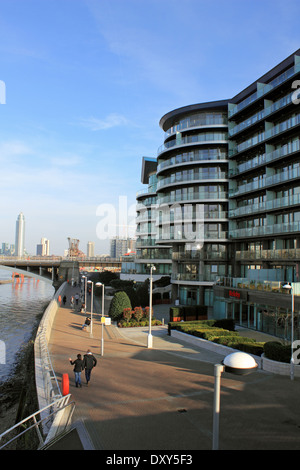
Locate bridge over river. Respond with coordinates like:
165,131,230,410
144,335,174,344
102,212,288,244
0,256,122,288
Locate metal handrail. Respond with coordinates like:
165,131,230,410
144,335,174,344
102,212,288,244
0,395,74,450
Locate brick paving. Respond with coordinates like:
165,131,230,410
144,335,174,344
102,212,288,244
48,284,300,451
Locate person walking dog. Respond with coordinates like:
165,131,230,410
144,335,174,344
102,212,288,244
83,349,97,386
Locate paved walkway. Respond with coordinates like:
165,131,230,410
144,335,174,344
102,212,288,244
48,284,300,451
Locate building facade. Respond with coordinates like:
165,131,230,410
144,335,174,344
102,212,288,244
133,48,300,339
214,49,300,339
133,157,172,282
156,101,230,312
15,212,25,257
87,241,95,257
110,237,136,258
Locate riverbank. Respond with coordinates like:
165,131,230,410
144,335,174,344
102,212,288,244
0,309,46,448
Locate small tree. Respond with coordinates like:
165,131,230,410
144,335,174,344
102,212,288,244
109,291,132,321
133,306,143,322
123,308,133,322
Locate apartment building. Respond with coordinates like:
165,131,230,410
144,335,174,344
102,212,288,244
214,49,300,339
133,49,300,339
156,101,230,311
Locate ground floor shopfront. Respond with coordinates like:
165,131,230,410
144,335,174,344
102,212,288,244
213,284,300,341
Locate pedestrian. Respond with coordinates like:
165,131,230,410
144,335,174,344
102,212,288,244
58,295,62,306
63,295,67,305
75,293,79,305
80,303,86,313
70,296,74,308
69,354,84,388
81,317,91,330
83,349,97,386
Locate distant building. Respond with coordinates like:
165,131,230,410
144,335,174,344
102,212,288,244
15,212,25,257
110,237,136,258
0,243,14,255
87,241,95,257
36,238,50,256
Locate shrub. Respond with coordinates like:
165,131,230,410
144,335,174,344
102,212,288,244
213,319,235,331
123,308,133,322
109,291,132,321
264,341,291,363
133,306,144,322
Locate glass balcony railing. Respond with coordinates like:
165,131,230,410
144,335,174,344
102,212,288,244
157,150,227,173
165,114,227,138
231,112,300,156
230,221,300,238
157,191,228,205
217,277,300,296
172,272,221,282
230,137,300,176
229,193,300,218
157,132,228,156
229,62,300,117
229,90,295,137
157,210,228,224
172,251,227,261
229,167,300,197
156,172,228,190
235,248,300,261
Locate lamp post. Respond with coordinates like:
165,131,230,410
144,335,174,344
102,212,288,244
282,282,295,380
212,352,258,450
96,282,105,356
87,280,94,337
148,265,156,349
82,275,87,313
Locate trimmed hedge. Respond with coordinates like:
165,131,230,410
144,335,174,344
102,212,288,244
263,341,291,363
168,319,265,356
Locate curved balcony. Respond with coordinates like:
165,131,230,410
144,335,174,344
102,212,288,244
165,114,227,138
157,132,228,156
157,190,228,205
156,172,228,191
157,149,227,174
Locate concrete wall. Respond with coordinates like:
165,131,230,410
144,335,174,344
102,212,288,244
34,282,67,413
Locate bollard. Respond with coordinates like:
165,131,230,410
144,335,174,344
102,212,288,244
62,373,69,396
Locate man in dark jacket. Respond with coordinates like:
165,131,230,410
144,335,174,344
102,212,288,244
83,349,97,386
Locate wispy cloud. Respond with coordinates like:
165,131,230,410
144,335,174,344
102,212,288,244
78,113,130,131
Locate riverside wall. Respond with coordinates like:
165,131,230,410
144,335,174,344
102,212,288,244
34,282,67,412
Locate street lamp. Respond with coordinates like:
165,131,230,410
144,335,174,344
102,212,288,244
282,282,295,380
87,280,94,337
82,275,87,313
96,282,105,356
148,265,156,349
212,352,258,450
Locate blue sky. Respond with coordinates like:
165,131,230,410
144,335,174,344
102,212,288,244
0,0,300,255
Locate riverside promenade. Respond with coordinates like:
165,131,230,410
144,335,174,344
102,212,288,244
48,284,300,451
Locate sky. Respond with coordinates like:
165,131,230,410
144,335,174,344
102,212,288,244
0,0,300,256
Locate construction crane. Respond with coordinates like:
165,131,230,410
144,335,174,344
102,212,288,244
67,238,83,258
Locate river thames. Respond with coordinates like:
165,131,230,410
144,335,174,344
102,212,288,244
0,268,54,383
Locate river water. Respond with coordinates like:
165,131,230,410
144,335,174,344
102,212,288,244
0,268,54,384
